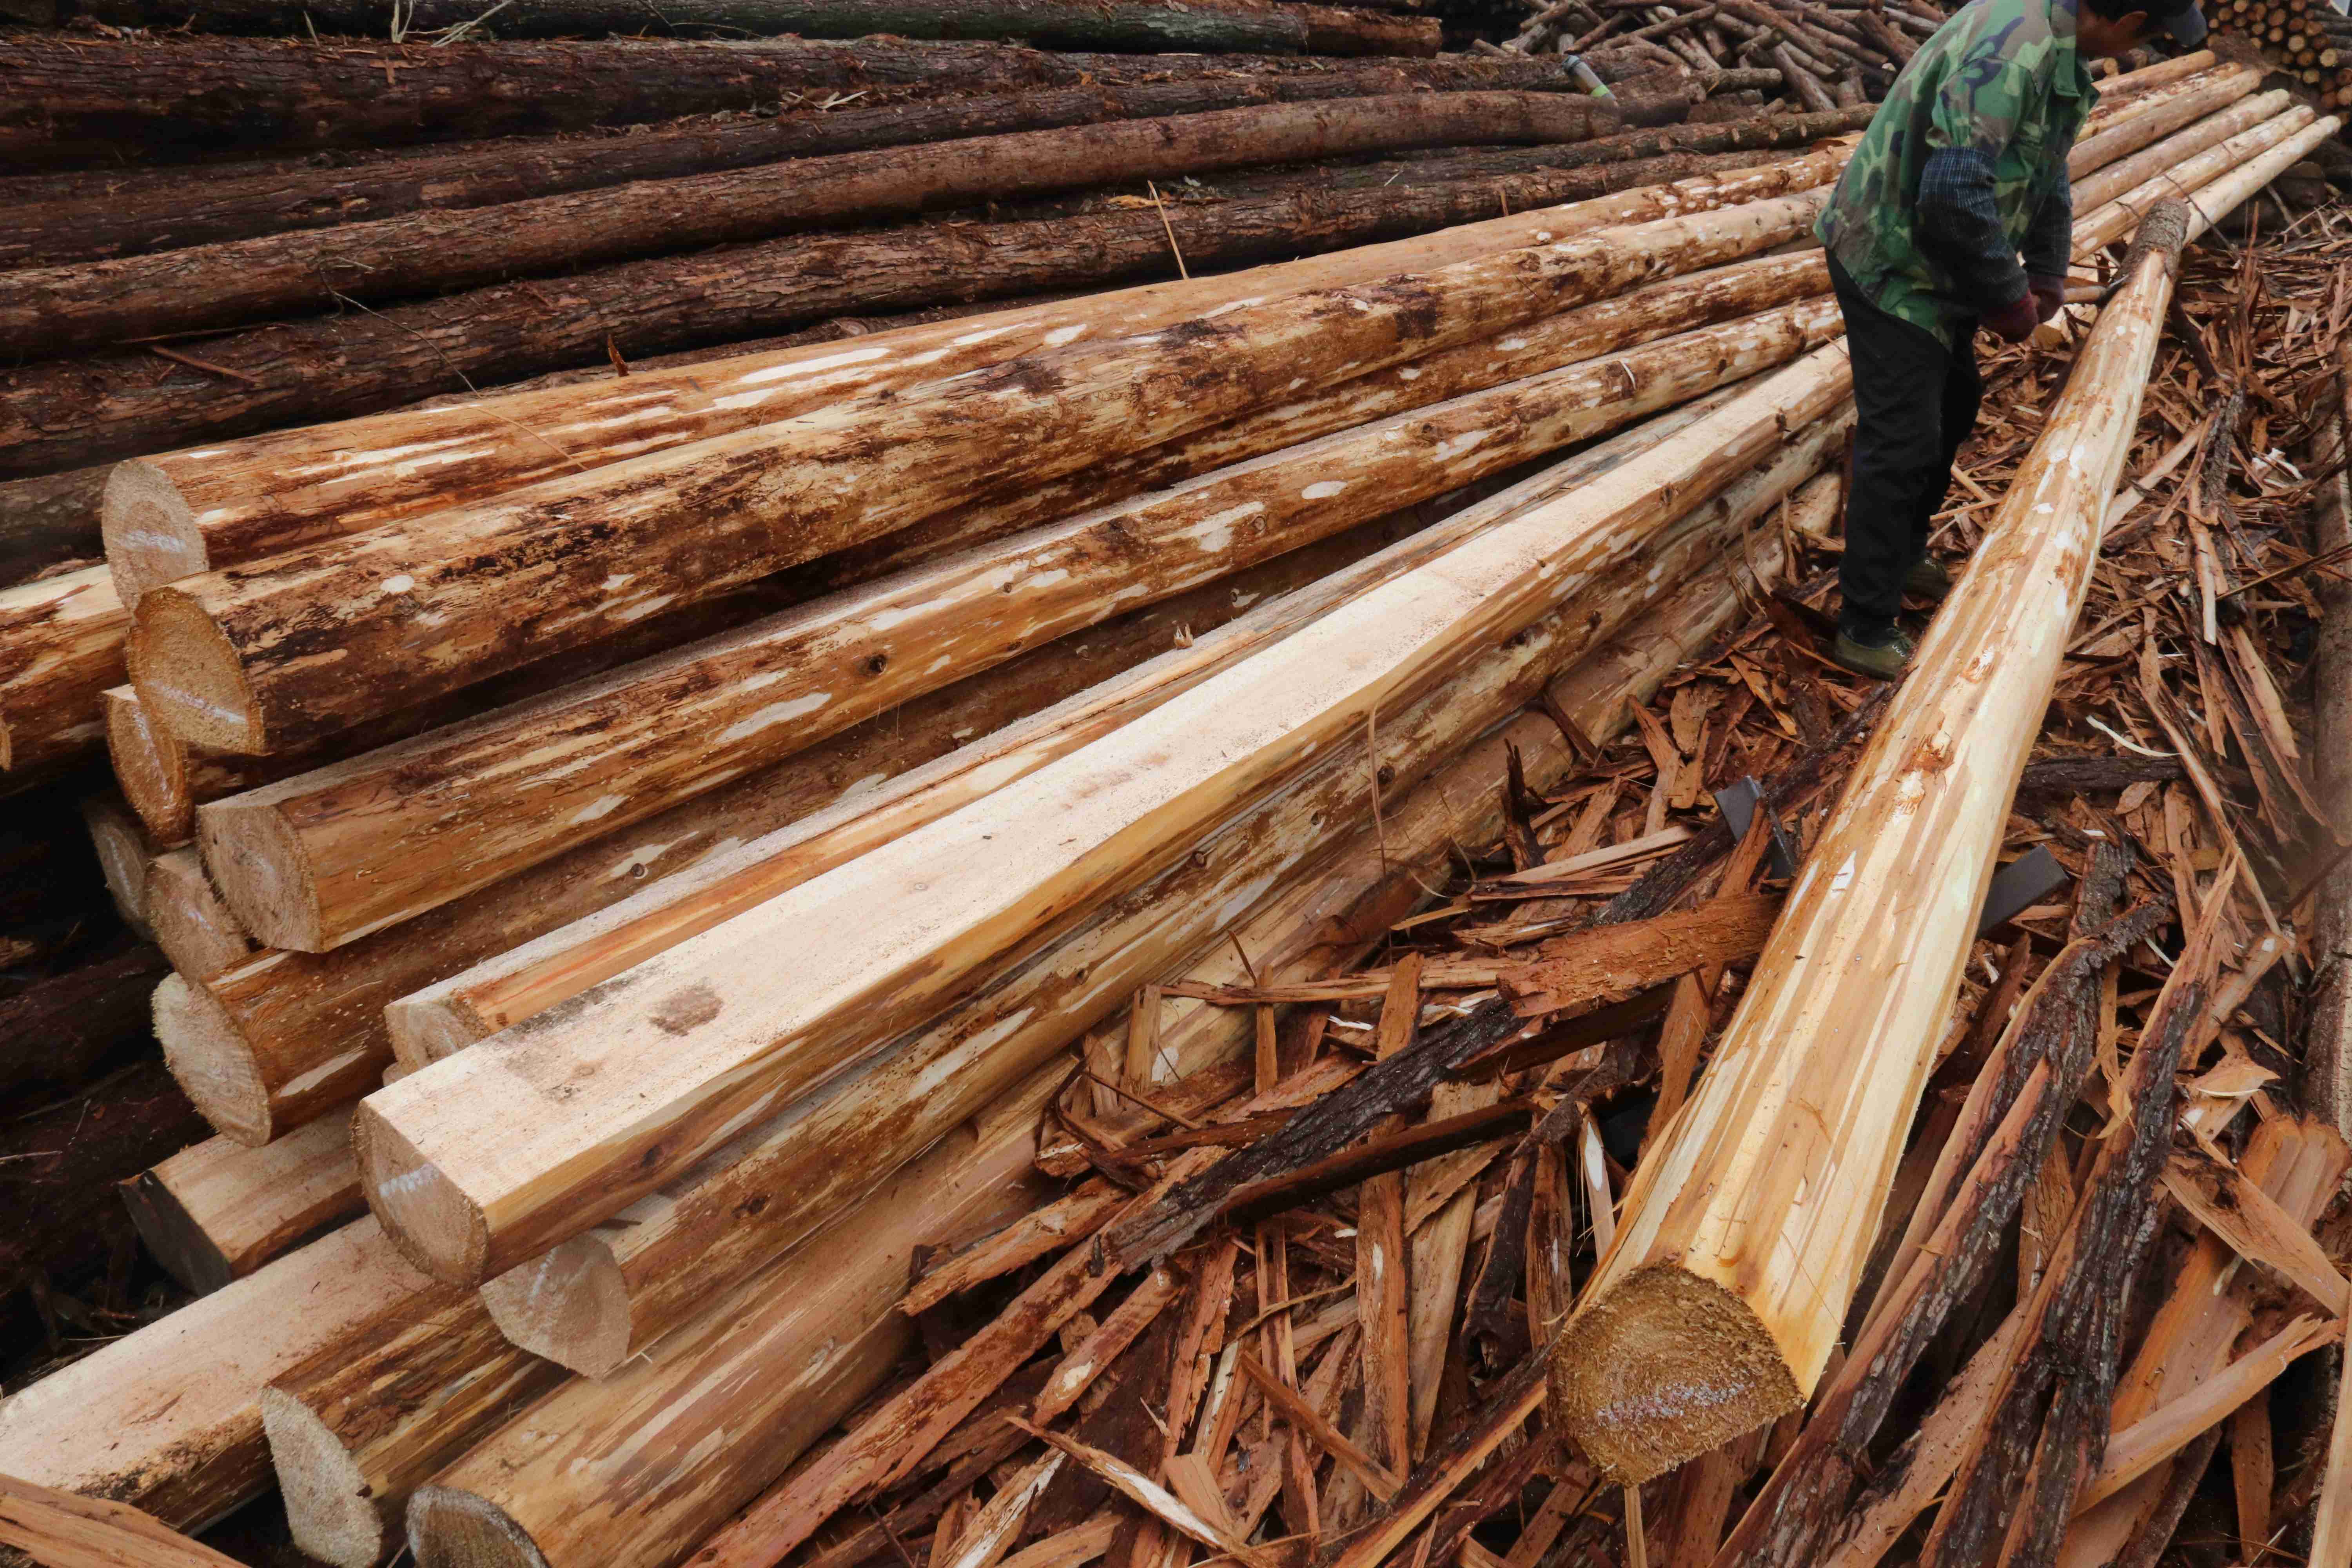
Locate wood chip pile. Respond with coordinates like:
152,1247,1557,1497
0,16,2349,1568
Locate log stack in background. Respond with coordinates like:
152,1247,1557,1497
4,20,2350,1568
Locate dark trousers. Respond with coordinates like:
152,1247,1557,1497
1829,254,1983,632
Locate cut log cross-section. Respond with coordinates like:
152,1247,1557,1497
7,92,1640,355
352,342,1857,1288
98,149,1840,604
130,187,1836,758
200,276,1840,952
1544,202,2194,1487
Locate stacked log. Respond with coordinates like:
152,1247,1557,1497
2209,0,2352,105
0,42,2334,1568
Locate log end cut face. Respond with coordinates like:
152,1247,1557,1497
478,1233,632,1380
407,1484,552,1568
154,972,275,1147
354,1102,490,1287
101,460,208,609
105,686,194,846
128,587,265,755
1546,1262,1800,1483
262,1386,392,1568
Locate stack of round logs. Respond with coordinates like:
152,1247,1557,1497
1500,0,1942,111
2209,0,2352,105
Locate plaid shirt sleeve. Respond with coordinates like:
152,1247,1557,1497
1917,145,2031,312
2022,181,2072,281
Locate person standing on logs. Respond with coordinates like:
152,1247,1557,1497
1815,0,2205,679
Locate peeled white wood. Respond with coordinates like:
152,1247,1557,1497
0,1218,431,1533
81,792,156,936
205,287,1841,953
386,380,1757,1068
120,1109,360,1294
355,342,1856,1287
1546,201,2193,1488
102,151,1844,606
406,1067,1058,1568
134,182,1837,759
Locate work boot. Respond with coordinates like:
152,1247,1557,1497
1832,619,1914,681
1904,556,1953,600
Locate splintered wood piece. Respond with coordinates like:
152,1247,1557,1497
906,1182,1125,1318
2310,1332,2352,1568
1409,1083,1493,1459
0,1472,247,1568
2161,1148,2352,1312
1034,1267,1181,1427
1328,1348,1549,1568
1236,1353,1400,1499
1549,198,2193,1488
2230,1400,2274,1565
121,1110,361,1296
940,1452,1062,1568
1015,1424,1275,1568
1498,891,1780,1014
2076,1315,2339,1513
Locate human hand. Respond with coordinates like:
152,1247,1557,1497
2028,274,2067,323
1984,292,2040,343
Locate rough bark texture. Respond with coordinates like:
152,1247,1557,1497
206,288,1835,952
133,187,1826,756
0,944,169,1096
3,60,1586,267
88,0,1439,54
157,528,1405,1144
1,92,1648,356
0,1058,206,1299
2,33,1481,165
91,139,1757,593
16,126,1736,483
0,465,104,588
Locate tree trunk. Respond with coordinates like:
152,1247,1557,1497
260,1289,564,1568
0,944,168,1096
131,184,1829,757
455,410,1838,1382
0,1218,431,1534
1545,206,2188,1490
2067,63,2263,176
3,92,1650,356
351,343,1852,1289
6,59,1585,267
91,0,1436,54
152,523,1408,1145
89,134,1767,593
3,32,1438,166
409,1071,1055,1568
202,285,1836,952
80,793,156,936
0,464,104,588
0,1058,206,1305
376,399,1722,1072
2071,87,2290,215
2071,105,2325,256
119,1108,361,1296
0,564,123,778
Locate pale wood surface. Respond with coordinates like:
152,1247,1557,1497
143,846,254,980
120,1108,359,1295
134,177,1837,756
203,276,1837,952
0,1473,247,1568
360,347,1853,1287
102,150,1838,607
0,1219,431,1533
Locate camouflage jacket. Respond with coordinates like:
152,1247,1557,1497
1815,0,2096,345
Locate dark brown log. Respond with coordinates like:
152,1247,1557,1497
0,1057,209,1298
0,945,169,1098
0,157,1716,479
85,0,1437,56
2,93,1633,355
2,59,1587,267
0,465,104,589
0,32,1480,167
